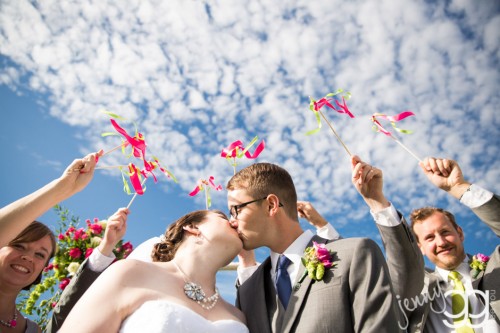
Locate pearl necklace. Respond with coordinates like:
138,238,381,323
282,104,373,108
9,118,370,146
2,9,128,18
172,260,219,310
0,310,17,328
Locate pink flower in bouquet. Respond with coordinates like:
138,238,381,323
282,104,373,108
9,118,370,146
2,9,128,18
89,223,103,235
68,248,82,259
59,278,71,290
65,226,75,236
122,241,133,256
85,248,94,258
58,234,64,240
73,228,85,241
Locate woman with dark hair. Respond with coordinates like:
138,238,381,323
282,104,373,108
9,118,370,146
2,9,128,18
0,221,56,333
60,210,248,333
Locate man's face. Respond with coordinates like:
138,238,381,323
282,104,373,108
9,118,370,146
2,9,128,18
227,189,269,250
413,212,466,270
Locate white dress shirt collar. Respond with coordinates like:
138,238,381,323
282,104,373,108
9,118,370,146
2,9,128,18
270,230,314,283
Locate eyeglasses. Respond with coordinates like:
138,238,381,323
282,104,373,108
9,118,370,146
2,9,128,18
229,196,284,219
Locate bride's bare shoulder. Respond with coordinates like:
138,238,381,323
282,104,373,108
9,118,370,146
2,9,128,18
105,259,175,283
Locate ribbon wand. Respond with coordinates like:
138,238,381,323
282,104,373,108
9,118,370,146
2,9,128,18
371,112,422,162
317,109,352,156
126,178,147,209
392,137,422,162
204,187,209,210
95,165,128,170
100,143,126,157
221,137,265,175
306,90,354,157
189,177,222,209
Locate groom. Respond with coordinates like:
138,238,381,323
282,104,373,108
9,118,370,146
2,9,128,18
227,162,401,332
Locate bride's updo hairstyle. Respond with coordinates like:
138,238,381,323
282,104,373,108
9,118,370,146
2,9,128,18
151,210,227,262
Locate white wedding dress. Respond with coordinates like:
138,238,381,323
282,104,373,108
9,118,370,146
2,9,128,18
118,300,249,333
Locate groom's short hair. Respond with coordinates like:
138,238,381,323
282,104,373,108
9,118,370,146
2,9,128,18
227,162,298,220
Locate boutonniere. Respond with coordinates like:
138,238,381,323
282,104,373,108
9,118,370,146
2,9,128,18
293,241,336,291
470,253,489,278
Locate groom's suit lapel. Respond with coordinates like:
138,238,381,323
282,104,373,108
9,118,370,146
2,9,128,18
281,235,328,333
253,257,275,333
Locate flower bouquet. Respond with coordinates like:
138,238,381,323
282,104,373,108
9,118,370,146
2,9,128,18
17,205,133,331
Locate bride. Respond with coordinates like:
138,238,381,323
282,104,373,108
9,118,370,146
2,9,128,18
59,210,248,333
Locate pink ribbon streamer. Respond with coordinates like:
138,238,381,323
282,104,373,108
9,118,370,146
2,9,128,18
189,176,222,196
314,96,354,118
110,119,147,160
127,163,145,195
189,176,223,208
220,138,265,159
371,111,415,137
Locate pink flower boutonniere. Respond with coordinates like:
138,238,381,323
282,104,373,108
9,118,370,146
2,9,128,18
293,241,336,291
470,253,489,278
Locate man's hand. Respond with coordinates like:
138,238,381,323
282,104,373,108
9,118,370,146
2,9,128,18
297,201,328,228
351,155,389,212
237,249,257,268
98,207,129,257
419,157,471,199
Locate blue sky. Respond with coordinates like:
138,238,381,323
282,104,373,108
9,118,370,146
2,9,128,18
1,0,499,306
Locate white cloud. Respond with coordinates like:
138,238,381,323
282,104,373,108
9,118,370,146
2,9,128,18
1,0,499,268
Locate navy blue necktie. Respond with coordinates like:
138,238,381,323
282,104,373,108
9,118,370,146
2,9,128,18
275,255,292,309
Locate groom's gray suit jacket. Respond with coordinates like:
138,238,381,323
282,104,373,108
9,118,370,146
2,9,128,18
236,235,402,333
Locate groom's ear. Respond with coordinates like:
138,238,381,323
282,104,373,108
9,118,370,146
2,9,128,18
267,194,281,216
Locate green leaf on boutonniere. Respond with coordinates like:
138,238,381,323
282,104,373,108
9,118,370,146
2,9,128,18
293,242,336,291
316,263,325,280
470,253,489,279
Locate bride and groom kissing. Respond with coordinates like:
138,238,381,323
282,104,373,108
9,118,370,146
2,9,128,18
55,159,407,333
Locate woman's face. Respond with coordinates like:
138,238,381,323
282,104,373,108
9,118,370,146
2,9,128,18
0,235,53,289
199,211,243,256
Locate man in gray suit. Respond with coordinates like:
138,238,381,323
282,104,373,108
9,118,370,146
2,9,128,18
227,162,401,333
355,156,499,332
407,157,499,332
350,155,425,329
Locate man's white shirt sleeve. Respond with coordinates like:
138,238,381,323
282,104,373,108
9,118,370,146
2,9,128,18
87,248,115,272
371,203,402,227
460,184,493,209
